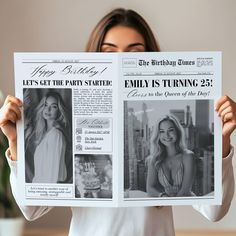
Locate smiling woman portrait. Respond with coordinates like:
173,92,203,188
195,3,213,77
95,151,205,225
147,115,195,197
24,89,72,184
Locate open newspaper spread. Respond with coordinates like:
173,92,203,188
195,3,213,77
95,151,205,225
14,52,222,207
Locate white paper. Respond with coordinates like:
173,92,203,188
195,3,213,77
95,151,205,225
14,52,222,207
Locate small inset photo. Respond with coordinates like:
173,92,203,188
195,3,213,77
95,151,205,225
74,154,112,199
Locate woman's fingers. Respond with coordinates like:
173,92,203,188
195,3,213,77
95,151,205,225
218,106,232,121
222,112,235,123
4,95,22,107
216,95,236,138
216,100,230,116
0,96,22,127
216,95,236,119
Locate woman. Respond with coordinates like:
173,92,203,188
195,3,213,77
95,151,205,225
147,115,195,197
0,8,235,236
27,91,68,183
24,90,68,183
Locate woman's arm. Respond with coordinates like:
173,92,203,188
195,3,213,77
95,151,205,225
193,95,236,221
146,157,163,197
193,147,234,221
0,95,53,220
176,151,195,197
216,95,236,157
6,149,53,220
46,129,67,183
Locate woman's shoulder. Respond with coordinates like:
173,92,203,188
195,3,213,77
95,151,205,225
48,127,65,138
182,149,195,159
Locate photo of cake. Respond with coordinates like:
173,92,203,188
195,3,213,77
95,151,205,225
74,154,112,199
80,162,101,192
82,171,101,191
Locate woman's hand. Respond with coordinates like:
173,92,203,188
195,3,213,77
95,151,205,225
215,95,236,158
0,95,22,160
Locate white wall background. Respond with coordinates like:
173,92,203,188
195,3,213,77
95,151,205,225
0,0,235,231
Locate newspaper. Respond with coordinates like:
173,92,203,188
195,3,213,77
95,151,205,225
14,52,222,207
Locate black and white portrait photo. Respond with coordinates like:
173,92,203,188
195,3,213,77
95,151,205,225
24,88,72,184
124,100,215,198
74,154,112,199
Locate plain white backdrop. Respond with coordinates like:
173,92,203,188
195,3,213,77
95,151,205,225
0,0,235,231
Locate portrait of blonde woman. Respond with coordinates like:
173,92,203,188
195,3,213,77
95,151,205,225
147,115,195,197
24,89,72,183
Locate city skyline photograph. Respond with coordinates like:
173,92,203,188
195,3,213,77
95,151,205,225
124,99,215,199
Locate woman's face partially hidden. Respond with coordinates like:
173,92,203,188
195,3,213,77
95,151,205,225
159,120,178,147
42,96,59,121
101,25,145,52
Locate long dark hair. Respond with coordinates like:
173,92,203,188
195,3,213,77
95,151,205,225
86,8,160,52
